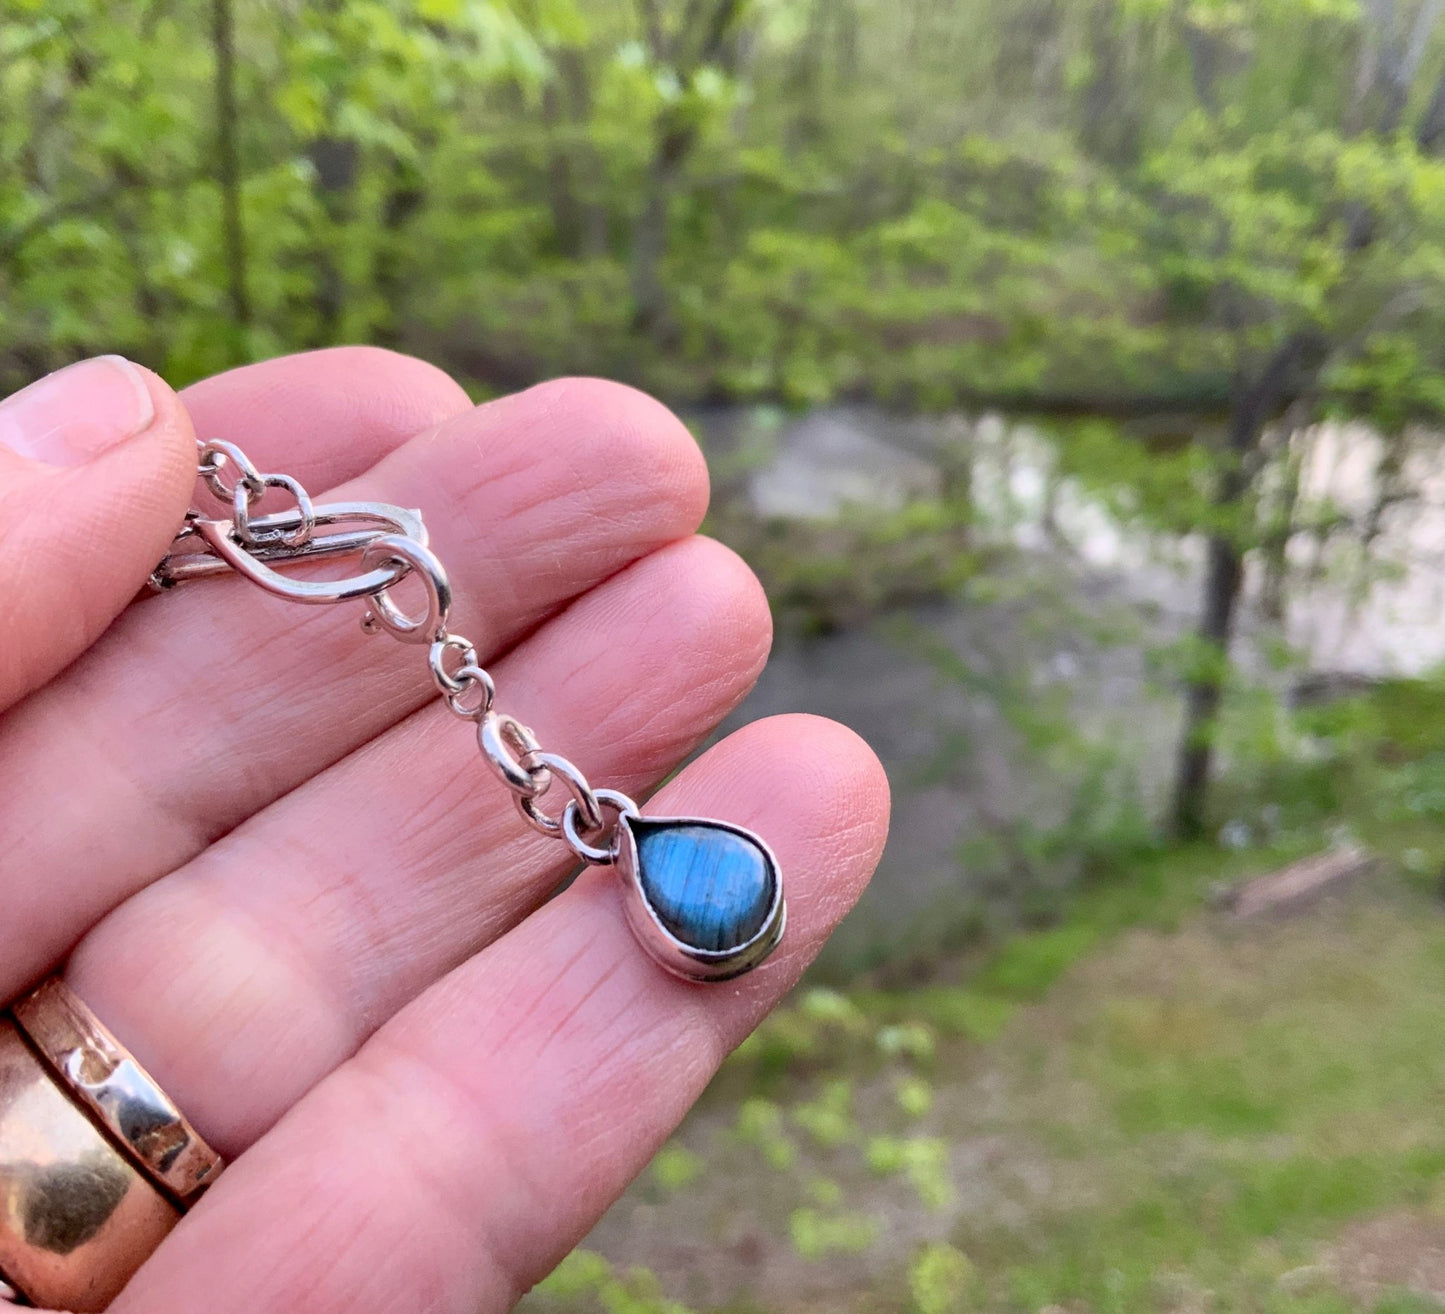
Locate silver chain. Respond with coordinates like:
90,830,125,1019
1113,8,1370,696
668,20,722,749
171,438,640,868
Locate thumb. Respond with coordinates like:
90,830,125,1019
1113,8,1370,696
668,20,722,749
0,356,196,710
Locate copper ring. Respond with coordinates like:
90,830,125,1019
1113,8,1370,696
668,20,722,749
11,978,224,1202
0,1014,179,1311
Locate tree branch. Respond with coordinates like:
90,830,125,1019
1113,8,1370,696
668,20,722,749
634,0,665,58
0,171,201,262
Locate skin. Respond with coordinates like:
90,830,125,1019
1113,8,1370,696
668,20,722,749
0,348,890,1314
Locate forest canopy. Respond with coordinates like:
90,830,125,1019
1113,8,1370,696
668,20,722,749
6,0,1445,427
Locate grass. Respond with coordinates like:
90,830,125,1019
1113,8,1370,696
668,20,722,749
523,678,1445,1314
954,895,1445,1313
525,862,1445,1313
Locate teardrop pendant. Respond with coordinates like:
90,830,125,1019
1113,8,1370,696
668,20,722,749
614,815,786,982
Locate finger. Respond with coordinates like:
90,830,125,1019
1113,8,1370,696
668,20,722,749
179,346,470,488
108,716,889,1314
0,344,470,706
0,357,194,708
0,347,470,990
67,535,771,1151
0,378,708,998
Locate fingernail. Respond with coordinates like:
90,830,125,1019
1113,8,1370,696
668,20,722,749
0,356,156,467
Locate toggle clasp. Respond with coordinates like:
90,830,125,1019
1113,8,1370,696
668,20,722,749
150,501,431,606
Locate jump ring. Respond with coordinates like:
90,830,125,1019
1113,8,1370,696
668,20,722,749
562,789,640,865
432,634,496,720
233,472,316,550
198,439,265,501
360,534,453,644
444,665,496,721
428,635,480,696
478,712,550,797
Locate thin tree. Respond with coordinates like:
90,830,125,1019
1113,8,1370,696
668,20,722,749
1169,2,1445,837
213,0,251,345
630,0,749,337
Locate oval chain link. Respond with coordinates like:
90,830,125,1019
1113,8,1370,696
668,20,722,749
198,440,317,551
515,750,605,837
198,439,265,503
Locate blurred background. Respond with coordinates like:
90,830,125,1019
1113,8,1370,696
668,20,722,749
12,0,1445,1309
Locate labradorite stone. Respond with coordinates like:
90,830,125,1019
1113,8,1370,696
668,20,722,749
634,819,775,952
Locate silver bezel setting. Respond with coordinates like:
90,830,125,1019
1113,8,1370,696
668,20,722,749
613,815,787,983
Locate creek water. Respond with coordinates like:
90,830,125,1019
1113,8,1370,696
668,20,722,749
689,406,1445,970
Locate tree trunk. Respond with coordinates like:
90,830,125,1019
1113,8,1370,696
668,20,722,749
555,48,608,258
1168,26,1445,838
1078,2,1141,164
307,135,357,343
301,0,353,345
1259,427,1304,622
1170,340,1309,838
542,76,582,257
212,0,250,345
1362,430,1408,547
628,0,746,337
629,169,674,336
372,157,425,350
1170,510,1247,840
785,0,827,153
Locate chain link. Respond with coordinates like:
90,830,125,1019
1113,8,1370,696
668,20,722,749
564,789,641,865
197,440,317,551
183,438,636,866
428,635,496,721
198,439,265,503
358,534,452,644
515,750,605,836
234,472,316,550
478,712,550,797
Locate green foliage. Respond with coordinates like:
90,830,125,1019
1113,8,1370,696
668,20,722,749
908,1242,977,1314
973,897,1445,1313
792,1078,857,1149
1050,416,1217,539
534,1250,695,1314
864,1135,953,1210
1278,672,1445,876
19,8,1445,1313
894,1075,934,1120
893,988,1016,1044
11,0,1445,429
786,1205,877,1261
974,922,1103,999
874,1022,936,1066
732,1097,796,1170
536,776,1445,1312
707,498,980,634
649,1142,703,1194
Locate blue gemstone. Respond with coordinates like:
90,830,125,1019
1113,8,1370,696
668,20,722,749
634,819,776,952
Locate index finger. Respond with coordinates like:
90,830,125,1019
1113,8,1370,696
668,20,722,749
179,346,471,485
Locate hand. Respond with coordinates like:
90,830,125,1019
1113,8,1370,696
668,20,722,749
0,350,889,1313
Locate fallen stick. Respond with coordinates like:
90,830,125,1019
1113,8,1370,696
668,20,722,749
1219,845,1376,918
